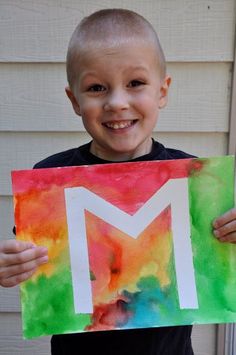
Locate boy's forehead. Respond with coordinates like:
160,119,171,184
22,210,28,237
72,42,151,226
73,39,162,75
67,13,166,87
68,42,165,89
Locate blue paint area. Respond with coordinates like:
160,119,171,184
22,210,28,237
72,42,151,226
122,276,177,328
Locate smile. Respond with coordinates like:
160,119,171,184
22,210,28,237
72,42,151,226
103,120,137,130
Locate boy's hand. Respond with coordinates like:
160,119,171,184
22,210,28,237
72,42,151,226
213,208,236,243
0,240,48,287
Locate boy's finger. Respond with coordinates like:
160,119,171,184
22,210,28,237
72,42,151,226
0,269,37,288
216,232,236,244
213,208,236,229
0,239,35,254
0,246,48,267
0,254,48,281
213,220,236,239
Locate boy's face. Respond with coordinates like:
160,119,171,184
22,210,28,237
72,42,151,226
66,40,170,161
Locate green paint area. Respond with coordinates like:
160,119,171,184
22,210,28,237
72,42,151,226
21,266,90,339
189,156,236,321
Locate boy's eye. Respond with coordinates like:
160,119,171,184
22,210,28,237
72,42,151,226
128,80,145,88
87,84,106,92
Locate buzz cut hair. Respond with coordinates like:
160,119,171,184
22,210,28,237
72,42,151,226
66,8,166,90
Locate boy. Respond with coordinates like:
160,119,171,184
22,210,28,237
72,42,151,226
0,8,236,355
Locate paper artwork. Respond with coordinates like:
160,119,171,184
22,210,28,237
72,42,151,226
11,156,236,338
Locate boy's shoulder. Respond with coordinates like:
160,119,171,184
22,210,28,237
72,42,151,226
162,147,196,160
148,140,196,161
33,143,90,169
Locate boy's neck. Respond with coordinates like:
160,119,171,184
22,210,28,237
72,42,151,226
89,138,153,162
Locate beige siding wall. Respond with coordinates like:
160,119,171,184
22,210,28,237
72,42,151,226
0,1,235,354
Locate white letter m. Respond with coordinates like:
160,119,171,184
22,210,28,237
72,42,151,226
64,178,198,314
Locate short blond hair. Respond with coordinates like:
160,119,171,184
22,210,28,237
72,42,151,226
66,8,166,89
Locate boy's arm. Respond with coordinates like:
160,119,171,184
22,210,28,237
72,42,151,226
0,240,48,287
213,208,236,243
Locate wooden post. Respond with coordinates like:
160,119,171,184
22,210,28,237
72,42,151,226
228,27,236,156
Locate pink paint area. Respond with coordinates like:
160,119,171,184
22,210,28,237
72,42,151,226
87,207,172,312
86,296,132,331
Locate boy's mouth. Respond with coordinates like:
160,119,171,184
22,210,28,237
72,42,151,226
103,120,137,130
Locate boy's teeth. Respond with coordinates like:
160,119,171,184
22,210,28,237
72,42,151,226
105,121,133,129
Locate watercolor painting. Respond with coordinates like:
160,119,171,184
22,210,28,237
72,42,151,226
11,156,236,339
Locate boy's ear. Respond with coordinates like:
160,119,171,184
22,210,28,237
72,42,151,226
65,86,81,116
159,75,171,109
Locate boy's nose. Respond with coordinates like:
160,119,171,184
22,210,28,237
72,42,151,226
104,89,129,112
